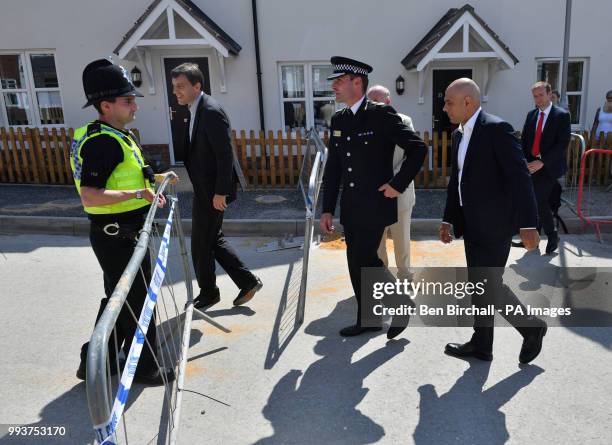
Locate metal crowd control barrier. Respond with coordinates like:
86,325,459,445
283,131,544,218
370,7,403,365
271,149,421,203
576,148,612,242
295,129,328,323
86,173,203,444
561,132,587,216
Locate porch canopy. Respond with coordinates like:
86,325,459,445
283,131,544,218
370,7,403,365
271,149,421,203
114,0,241,94
401,4,519,103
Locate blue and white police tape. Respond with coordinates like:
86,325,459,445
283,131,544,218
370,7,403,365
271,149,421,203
94,199,176,445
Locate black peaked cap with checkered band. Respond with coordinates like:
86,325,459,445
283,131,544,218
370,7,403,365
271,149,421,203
327,56,373,80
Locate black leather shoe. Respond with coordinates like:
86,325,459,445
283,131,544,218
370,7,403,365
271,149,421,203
511,241,525,248
194,292,221,310
233,277,263,306
134,367,176,386
76,360,87,380
387,316,409,339
445,342,493,361
519,324,547,364
339,324,382,337
545,232,559,254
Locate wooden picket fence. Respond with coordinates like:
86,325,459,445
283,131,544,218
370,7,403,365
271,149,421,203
0,127,143,185
0,127,75,185
230,129,451,188
231,129,329,187
230,129,450,188
575,131,612,187
1,126,611,187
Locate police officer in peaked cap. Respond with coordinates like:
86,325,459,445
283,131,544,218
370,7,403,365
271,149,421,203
320,56,427,338
71,59,177,385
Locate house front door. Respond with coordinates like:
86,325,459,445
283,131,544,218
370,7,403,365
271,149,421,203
432,69,472,133
163,57,210,164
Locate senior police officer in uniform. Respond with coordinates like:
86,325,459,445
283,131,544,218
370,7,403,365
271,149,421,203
71,59,176,385
320,57,427,338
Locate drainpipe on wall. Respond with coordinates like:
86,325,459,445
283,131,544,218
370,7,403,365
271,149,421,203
252,0,265,131
559,0,572,111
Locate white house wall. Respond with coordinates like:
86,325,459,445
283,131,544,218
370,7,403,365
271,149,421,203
0,0,611,142
0,0,259,144
256,0,612,132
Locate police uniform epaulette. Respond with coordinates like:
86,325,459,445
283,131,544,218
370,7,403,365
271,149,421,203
86,122,102,136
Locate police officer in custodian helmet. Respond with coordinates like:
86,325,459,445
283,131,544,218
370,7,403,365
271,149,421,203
71,59,176,384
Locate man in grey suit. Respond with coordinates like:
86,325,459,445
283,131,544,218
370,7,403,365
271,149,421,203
368,85,416,281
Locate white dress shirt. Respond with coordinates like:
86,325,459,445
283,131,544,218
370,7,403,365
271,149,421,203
536,102,553,131
442,107,535,230
349,95,365,114
457,107,482,206
188,92,204,142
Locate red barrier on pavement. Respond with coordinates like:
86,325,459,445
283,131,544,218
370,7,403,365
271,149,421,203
577,148,612,242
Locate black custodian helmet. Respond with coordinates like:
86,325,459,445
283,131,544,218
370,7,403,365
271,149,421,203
82,59,143,108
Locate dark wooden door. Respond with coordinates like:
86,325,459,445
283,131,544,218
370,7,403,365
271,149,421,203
163,57,210,163
432,69,472,133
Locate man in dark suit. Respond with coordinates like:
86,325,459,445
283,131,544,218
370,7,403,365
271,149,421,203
171,63,262,309
320,56,427,338
519,81,571,254
439,78,547,364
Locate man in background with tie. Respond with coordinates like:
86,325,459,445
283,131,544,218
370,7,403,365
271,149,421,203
171,63,262,310
519,81,571,254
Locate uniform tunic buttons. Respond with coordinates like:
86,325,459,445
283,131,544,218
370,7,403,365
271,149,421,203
348,167,352,172
346,152,351,156
364,141,368,145
347,136,351,141
349,182,355,187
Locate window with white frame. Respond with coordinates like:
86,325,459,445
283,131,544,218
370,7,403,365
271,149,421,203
537,58,587,127
0,52,64,127
279,62,338,132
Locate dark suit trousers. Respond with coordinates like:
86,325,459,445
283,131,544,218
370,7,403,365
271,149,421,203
464,238,531,352
344,224,398,326
191,196,256,295
531,170,557,236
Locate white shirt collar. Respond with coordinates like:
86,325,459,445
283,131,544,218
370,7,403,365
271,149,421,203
538,102,553,115
189,92,204,115
349,95,366,115
458,107,482,134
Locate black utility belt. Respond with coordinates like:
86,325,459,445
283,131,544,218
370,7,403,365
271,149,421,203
90,220,144,239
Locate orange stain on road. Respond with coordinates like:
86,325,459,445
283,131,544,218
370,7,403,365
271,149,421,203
319,233,465,267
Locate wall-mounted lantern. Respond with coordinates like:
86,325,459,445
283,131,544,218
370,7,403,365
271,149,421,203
395,75,405,95
131,66,142,87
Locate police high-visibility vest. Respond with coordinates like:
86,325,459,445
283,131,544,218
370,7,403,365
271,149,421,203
70,121,153,215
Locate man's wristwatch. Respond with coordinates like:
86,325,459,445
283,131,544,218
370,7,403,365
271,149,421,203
135,189,144,199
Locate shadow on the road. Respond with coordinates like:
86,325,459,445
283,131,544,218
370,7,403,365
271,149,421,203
414,362,544,445
207,306,256,317
0,380,146,445
509,240,612,351
557,239,612,350
264,259,303,369
0,383,93,444
256,297,408,444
